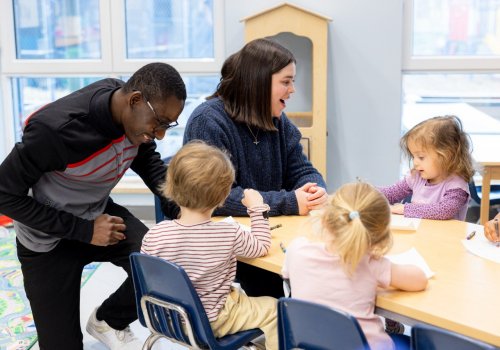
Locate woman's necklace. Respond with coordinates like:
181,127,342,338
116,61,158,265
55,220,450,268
246,124,260,145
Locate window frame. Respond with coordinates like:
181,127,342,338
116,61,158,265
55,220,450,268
110,1,225,73
0,0,114,73
402,0,500,72
0,0,224,158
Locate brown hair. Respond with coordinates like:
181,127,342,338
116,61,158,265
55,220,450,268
401,115,475,182
321,182,392,275
209,38,296,131
162,141,235,211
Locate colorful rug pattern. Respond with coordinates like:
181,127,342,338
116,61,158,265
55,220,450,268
0,226,100,350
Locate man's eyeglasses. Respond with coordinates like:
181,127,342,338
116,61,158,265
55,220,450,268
146,100,178,132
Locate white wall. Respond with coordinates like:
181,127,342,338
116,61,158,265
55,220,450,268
224,0,404,190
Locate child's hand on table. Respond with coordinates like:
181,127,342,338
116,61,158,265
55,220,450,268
484,213,500,244
390,203,404,215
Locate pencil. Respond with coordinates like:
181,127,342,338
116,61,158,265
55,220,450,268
495,219,499,247
466,230,476,240
280,242,286,253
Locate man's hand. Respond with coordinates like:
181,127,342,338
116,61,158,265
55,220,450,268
91,214,126,246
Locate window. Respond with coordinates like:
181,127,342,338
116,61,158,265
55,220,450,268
10,77,102,140
125,0,214,59
402,0,500,174
403,0,500,70
411,0,500,57
13,0,101,60
0,0,223,160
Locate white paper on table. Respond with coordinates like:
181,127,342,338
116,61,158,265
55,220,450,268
220,216,251,232
386,248,435,278
390,214,421,231
462,228,500,264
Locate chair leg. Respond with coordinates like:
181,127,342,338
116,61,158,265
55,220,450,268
143,333,162,350
243,341,266,350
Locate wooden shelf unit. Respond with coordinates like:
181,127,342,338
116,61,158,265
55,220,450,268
242,2,331,177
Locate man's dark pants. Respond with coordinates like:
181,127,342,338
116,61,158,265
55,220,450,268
16,200,147,350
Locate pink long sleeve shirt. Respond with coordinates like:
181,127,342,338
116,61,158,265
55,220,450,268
282,237,394,350
379,172,470,220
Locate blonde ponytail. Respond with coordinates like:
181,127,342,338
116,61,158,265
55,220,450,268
322,182,392,275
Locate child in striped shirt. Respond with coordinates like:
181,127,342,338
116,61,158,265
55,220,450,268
141,141,277,350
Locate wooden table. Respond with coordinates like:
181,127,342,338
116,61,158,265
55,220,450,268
231,215,500,347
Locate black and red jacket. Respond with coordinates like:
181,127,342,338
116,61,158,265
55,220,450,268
0,78,178,251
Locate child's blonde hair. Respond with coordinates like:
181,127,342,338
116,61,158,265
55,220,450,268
322,182,392,275
401,115,474,182
161,141,235,211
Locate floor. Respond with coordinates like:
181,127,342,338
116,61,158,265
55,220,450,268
28,216,184,350
29,260,186,350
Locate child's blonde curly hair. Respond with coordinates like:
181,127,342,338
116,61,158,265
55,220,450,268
401,115,475,182
161,141,235,211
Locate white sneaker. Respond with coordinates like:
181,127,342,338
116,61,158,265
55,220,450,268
86,308,143,350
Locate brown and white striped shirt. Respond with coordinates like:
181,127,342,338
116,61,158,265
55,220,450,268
140,205,271,321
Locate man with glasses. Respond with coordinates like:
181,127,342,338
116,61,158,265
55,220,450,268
0,62,186,350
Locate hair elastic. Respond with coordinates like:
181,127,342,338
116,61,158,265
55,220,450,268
349,211,360,220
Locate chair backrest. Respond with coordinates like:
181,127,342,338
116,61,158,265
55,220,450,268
130,252,216,348
154,195,165,223
468,180,500,206
278,297,370,350
411,324,496,350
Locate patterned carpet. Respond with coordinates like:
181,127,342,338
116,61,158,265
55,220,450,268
0,226,99,350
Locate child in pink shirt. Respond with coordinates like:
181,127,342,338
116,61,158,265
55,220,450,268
282,182,428,350
379,115,474,220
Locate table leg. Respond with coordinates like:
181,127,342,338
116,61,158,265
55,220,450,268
480,168,492,225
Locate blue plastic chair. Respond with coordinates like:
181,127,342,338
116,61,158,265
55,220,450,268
154,195,165,223
129,252,263,350
468,180,500,207
277,297,370,350
411,323,496,350
467,180,500,223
